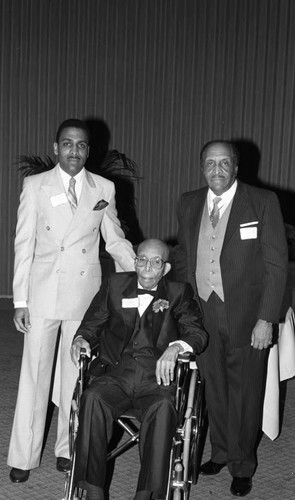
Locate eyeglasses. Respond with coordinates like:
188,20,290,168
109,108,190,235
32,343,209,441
135,256,167,270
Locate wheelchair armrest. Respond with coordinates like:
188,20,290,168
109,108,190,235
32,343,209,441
177,352,192,364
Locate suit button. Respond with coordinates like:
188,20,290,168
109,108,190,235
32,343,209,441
46,226,50,231
61,246,64,251
56,269,60,274
115,361,119,365
93,227,97,232
80,271,85,276
82,249,86,253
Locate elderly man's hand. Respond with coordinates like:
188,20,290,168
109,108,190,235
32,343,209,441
70,337,91,368
156,343,183,386
251,319,273,350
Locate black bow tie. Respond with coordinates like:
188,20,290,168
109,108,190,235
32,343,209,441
137,289,157,296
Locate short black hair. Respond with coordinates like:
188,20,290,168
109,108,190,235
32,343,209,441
55,119,90,143
200,140,239,165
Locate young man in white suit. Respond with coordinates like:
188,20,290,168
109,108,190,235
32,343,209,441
8,118,136,483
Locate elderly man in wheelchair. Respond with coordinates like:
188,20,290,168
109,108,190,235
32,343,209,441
69,238,207,500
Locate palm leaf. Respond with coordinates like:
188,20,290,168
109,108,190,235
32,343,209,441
17,155,55,177
97,149,140,181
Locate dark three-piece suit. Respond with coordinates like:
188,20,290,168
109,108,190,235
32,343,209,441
73,272,207,497
174,181,288,477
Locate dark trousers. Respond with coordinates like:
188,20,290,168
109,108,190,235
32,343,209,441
74,355,177,496
198,293,268,477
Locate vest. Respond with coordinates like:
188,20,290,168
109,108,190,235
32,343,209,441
124,304,155,359
196,200,233,301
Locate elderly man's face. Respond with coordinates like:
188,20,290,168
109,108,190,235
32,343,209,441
134,241,170,290
202,143,238,195
53,127,89,176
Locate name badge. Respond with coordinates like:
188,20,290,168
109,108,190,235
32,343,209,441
50,193,68,207
240,227,257,240
122,298,139,308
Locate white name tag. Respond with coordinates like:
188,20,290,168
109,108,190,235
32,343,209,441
240,227,257,240
50,193,68,207
122,298,139,308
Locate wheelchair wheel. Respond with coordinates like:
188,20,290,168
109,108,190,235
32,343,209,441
188,376,206,485
63,352,88,500
63,388,85,499
166,367,206,500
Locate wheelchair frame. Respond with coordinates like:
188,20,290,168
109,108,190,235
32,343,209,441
165,355,206,499
63,351,206,500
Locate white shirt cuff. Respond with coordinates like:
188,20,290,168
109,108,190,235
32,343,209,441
14,301,27,308
169,340,193,353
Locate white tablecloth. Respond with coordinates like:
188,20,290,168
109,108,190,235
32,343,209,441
262,307,295,440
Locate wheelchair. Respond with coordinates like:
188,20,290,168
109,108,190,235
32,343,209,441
63,350,206,500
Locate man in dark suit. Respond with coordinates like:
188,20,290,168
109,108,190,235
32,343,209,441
71,238,208,500
173,140,288,497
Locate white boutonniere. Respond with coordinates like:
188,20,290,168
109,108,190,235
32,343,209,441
152,299,169,313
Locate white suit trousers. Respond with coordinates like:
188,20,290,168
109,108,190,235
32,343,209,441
7,317,80,470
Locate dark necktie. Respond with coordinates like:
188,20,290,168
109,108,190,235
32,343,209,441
68,177,78,212
209,196,222,229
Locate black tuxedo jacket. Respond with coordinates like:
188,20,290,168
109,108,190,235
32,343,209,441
74,272,207,376
174,181,288,347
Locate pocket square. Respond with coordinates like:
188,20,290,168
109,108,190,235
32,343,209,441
93,199,109,211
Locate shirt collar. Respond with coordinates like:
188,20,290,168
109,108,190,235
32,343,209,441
58,164,85,184
137,283,158,291
208,179,237,207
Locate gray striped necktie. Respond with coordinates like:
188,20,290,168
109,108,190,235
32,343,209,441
68,177,78,212
209,196,222,229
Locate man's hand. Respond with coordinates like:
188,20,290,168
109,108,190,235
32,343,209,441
14,307,31,333
70,337,91,368
251,319,273,350
156,343,183,386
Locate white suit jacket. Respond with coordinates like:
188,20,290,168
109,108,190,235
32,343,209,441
13,164,135,320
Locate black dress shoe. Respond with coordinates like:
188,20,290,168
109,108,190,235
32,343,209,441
9,468,30,483
200,459,226,475
56,457,71,472
230,477,252,497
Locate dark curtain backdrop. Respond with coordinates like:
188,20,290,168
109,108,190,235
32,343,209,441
1,0,295,296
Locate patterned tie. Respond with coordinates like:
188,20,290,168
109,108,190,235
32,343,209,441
68,177,78,212
209,196,222,229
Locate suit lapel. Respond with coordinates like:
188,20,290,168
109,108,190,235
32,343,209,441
189,188,208,265
152,279,168,343
222,182,248,251
40,166,73,237
121,274,139,338
64,170,103,236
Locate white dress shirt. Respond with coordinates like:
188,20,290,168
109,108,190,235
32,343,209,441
59,165,84,202
207,180,237,218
